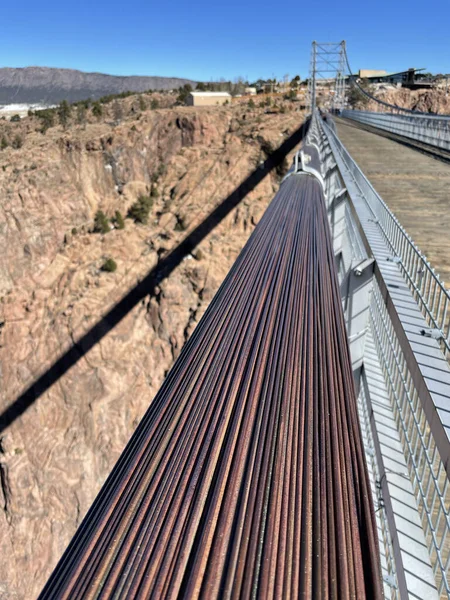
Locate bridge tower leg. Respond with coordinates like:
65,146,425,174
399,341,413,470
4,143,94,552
307,41,317,113
307,40,347,113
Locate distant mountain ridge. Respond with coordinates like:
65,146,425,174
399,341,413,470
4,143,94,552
0,66,197,104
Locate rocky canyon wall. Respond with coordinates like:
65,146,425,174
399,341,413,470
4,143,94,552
0,101,304,598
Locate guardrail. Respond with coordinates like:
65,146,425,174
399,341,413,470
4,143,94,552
318,111,450,598
370,276,450,598
342,109,450,153
326,114,450,360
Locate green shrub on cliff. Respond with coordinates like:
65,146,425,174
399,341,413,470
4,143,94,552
12,135,23,149
101,258,117,272
92,102,103,119
36,109,55,134
76,103,87,127
58,100,71,129
113,210,125,229
127,195,153,224
93,210,110,233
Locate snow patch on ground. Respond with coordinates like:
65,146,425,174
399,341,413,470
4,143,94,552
0,103,55,117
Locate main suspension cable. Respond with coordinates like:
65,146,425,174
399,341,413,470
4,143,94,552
343,47,430,115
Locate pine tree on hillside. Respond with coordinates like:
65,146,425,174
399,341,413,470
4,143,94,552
93,210,110,233
92,102,103,119
58,100,71,129
76,103,87,128
113,100,123,125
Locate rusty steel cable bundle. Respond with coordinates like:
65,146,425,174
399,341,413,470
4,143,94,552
40,174,382,600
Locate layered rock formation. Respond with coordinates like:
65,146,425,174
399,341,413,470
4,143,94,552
0,97,304,598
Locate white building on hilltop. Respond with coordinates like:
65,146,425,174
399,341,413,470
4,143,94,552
187,91,231,106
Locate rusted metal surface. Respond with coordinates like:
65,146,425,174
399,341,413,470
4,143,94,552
39,174,382,599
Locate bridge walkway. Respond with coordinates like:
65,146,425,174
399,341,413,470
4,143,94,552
335,117,450,285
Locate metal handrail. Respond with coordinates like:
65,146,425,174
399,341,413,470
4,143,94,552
370,279,450,597
322,117,450,359
342,109,450,153
316,110,450,597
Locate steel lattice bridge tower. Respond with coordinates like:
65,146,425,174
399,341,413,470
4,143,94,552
308,41,347,112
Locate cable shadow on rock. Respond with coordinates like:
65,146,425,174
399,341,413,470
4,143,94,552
0,118,309,433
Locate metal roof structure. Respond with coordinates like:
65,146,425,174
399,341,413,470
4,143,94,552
358,68,426,80
189,91,232,97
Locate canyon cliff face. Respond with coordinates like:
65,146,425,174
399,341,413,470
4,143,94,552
0,98,304,598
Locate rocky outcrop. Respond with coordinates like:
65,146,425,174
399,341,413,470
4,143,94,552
0,107,229,296
0,100,304,598
353,85,450,114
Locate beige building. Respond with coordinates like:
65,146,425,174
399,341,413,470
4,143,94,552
358,69,387,79
187,91,231,106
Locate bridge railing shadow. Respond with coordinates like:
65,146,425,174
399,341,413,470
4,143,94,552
0,119,309,433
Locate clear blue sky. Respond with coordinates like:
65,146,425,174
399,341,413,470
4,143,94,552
1,0,449,81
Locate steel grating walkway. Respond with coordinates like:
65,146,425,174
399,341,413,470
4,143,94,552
363,328,438,599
